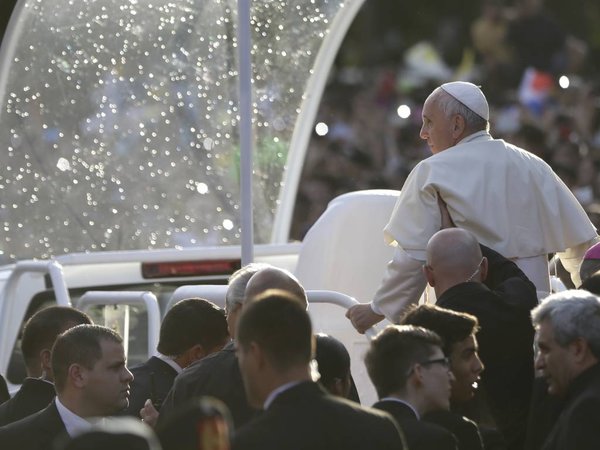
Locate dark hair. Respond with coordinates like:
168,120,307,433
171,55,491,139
400,304,479,355
365,325,442,398
157,298,228,356
21,306,92,369
236,290,312,371
581,270,600,295
51,324,122,392
315,334,350,388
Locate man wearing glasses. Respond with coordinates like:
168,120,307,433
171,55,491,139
398,307,484,450
366,325,458,450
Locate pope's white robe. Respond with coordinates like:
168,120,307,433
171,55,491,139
372,131,598,321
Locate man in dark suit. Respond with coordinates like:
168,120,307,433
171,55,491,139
124,297,229,417
531,289,600,450
422,228,538,450
0,324,134,450
158,263,309,428
0,306,92,426
232,290,406,450
365,324,458,450
158,263,268,428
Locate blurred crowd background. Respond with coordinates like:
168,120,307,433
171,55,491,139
291,0,600,240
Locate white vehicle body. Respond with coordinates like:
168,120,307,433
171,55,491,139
0,189,399,405
0,0,394,405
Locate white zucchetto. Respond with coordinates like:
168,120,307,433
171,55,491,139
440,81,489,121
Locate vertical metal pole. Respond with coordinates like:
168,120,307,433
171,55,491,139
237,0,254,266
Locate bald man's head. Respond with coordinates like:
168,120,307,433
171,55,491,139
245,267,308,310
425,229,486,294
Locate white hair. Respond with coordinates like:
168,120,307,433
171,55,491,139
225,263,270,314
531,289,600,357
430,88,490,133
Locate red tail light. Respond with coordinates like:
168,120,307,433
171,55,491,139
142,260,241,279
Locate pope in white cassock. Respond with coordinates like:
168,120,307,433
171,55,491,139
347,81,599,333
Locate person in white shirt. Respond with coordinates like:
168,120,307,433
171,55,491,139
0,324,134,450
347,81,598,333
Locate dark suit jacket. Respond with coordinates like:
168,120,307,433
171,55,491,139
0,400,67,450
123,356,178,417
424,409,484,450
524,377,563,450
159,341,258,428
437,245,537,450
374,400,457,450
233,382,406,450
0,377,56,426
541,363,600,450
0,374,9,404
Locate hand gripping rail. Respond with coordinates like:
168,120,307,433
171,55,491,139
307,290,377,339
168,285,377,339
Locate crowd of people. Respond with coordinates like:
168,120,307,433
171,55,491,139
292,0,600,240
2,238,600,449
4,1,600,445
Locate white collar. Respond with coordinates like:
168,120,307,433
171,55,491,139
263,381,303,410
379,396,420,419
55,396,94,437
154,353,183,374
457,130,492,145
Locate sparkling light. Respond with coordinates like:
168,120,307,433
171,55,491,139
197,183,209,194
397,104,411,119
315,122,328,136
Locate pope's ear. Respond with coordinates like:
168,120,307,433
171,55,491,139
452,114,466,137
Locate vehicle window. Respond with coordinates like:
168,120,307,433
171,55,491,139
5,281,186,383
0,0,346,263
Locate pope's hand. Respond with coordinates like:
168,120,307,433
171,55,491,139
346,304,384,334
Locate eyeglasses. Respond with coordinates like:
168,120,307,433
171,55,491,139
420,357,450,369
407,356,450,376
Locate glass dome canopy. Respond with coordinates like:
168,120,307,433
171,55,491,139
0,0,363,263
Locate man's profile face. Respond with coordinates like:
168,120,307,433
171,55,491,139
82,339,133,416
448,334,483,403
535,319,576,397
420,95,456,154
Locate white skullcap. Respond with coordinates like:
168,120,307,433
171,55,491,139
440,81,489,121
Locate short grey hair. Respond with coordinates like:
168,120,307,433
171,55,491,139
431,88,489,133
225,263,270,314
531,289,600,358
